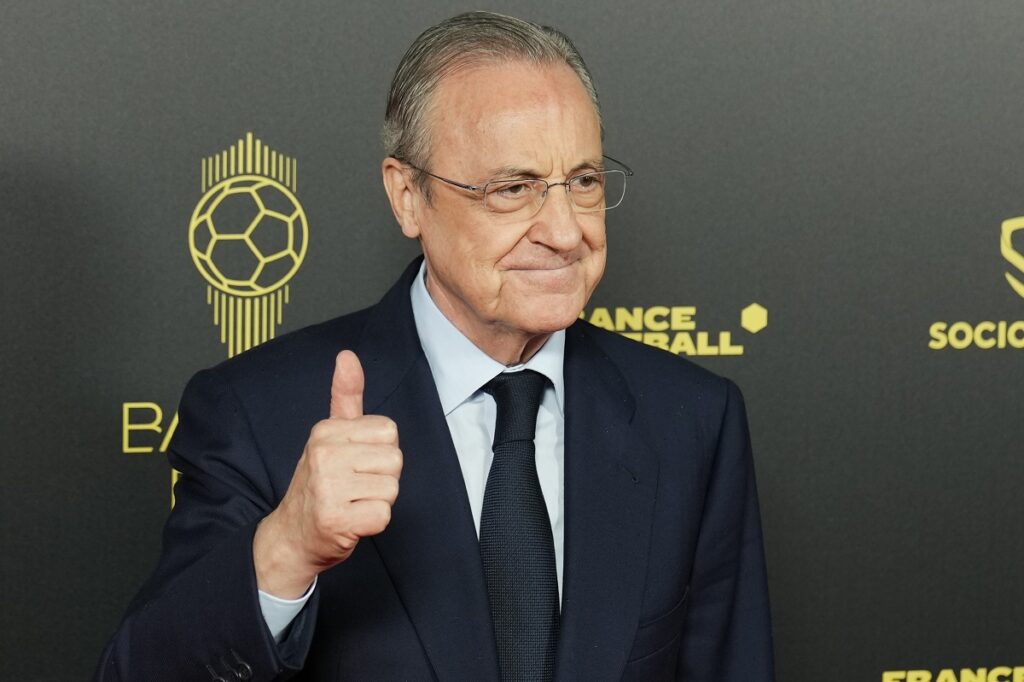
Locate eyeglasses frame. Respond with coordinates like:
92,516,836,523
397,154,634,215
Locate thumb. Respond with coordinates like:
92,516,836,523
330,350,364,419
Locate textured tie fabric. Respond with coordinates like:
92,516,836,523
479,369,560,682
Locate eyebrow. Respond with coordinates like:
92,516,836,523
484,157,606,182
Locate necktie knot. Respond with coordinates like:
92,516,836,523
483,369,547,447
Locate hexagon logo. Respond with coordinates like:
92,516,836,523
741,303,768,334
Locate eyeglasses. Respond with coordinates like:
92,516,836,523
400,154,634,221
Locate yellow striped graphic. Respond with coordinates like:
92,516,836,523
190,132,307,358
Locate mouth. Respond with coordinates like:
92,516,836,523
504,261,581,290
506,259,578,273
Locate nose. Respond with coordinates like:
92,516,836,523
528,184,584,252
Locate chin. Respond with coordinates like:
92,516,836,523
516,299,584,335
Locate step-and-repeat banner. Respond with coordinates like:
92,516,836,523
2,2,1021,680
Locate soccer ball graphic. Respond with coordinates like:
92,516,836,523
188,175,308,296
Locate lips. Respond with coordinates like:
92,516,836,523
505,260,578,272
505,263,582,292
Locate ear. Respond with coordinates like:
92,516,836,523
381,157,422,239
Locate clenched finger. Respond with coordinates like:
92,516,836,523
346,499,393,537
347,443,403,477
347,472,400,504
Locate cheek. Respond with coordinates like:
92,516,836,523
582,216,607,248
431,204,522,264
583,221,608,275
420,216,520,303
588,249,607,287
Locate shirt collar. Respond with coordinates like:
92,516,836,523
410,261,566,416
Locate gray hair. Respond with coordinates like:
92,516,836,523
382,11,602,192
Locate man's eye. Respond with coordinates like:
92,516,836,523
573,174,603,191
495,182,532,197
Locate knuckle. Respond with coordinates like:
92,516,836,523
363,415,399,441
305,444,324,468
376,477,399,503
390,448,404,473
312,509,335,538
375,502,393,529
306,440,337,469
307,475,331,500
309,419,333,440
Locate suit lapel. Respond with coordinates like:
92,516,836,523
355,260,500,680
556,322,659,680
350,264,656,680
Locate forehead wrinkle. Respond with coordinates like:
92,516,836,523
486,157,605,181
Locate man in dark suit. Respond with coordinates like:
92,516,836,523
97,11,773,681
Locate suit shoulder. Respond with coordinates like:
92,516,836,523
572,320,738,412
203,305,376,389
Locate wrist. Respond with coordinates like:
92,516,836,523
253,512,317,599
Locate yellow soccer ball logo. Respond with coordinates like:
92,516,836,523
188,175,308,296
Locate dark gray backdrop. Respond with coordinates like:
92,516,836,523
2,2,1022,680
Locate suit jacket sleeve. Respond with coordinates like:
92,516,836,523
95,368,319,682
676,379,774,680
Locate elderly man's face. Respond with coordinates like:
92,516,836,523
406,60,606,354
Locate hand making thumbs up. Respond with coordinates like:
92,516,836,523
253,350,403,599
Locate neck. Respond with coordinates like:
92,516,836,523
492,331,552,367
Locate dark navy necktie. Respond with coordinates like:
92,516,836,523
480,369,559,682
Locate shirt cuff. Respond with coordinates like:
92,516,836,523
258,577,317,643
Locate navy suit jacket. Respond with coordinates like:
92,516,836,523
96,259,774,681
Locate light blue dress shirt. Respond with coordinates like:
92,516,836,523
259,262,566,642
